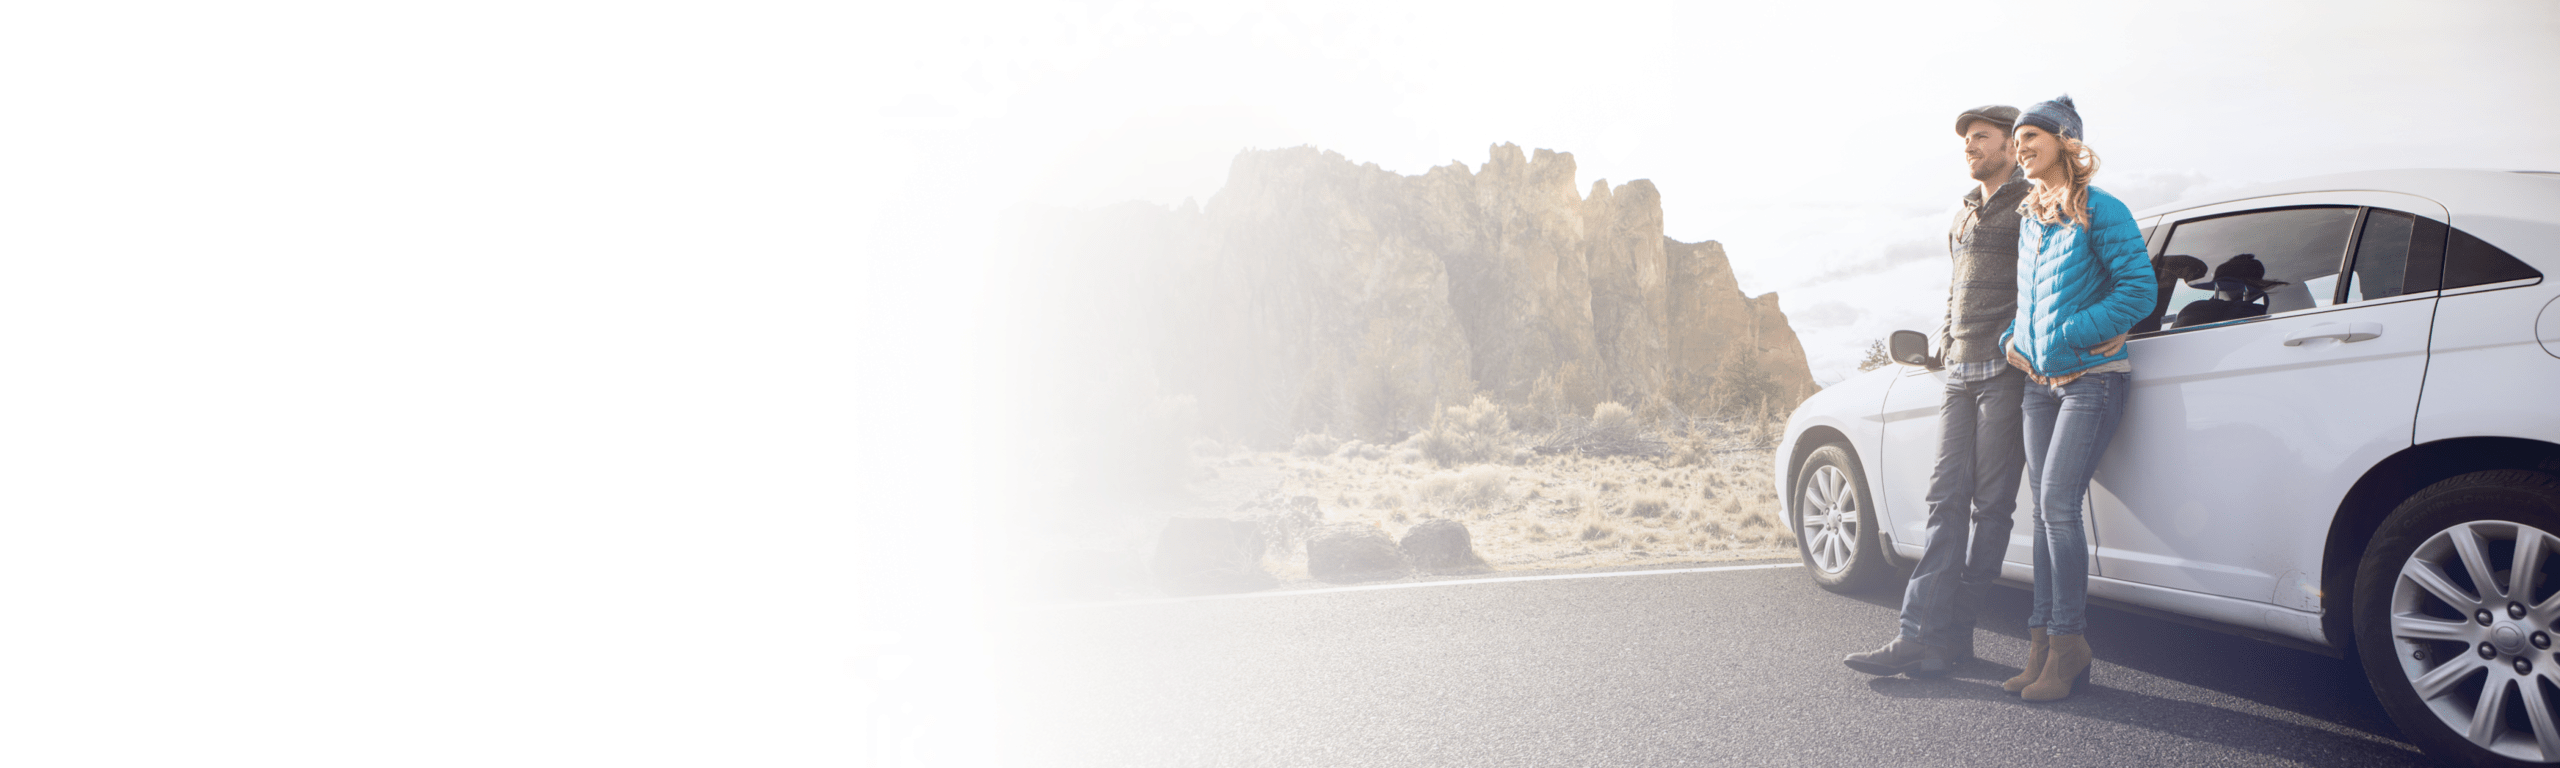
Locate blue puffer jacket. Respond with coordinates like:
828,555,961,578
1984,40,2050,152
1998,186,2157,379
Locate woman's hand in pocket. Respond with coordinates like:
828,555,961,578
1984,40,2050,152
2088,334,2128,356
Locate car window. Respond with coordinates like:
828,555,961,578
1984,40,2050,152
2341,209,2442,302
2155,206,2358,330
2444,226,2542,289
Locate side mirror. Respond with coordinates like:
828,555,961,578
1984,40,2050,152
1888,330,1933,366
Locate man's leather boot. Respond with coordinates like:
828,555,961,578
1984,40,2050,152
1842,637,1950,678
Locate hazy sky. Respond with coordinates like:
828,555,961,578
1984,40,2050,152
870,0,2560,380
5,2,2553,765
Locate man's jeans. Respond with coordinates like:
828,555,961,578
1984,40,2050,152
1897,365,2026,650
2021,371,2129,637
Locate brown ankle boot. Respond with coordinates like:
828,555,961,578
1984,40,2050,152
2022,633,2092,701
2002,628,2048,693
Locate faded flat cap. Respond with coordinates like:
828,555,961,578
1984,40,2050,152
1955,105,2021,136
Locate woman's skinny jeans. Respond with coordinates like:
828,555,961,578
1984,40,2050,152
2020,370,2128,637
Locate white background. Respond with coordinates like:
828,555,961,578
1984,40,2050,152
2,1,2553,765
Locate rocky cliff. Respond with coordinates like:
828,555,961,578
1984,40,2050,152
1011,143,1815,445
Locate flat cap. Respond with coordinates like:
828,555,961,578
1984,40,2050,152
1955,105,2021,136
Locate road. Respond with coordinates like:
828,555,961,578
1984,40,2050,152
989,561,2432,767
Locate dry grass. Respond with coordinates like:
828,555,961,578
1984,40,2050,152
1216,424,1797,576
1415,465,1510,511
1627,491,1671,519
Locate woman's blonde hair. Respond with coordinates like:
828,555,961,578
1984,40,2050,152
2026,136,2102,229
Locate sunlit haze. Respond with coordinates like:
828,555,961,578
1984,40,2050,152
870,0,2560,383
4,1,2553,765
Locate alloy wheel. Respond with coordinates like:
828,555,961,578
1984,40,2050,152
1799,464,1859,575
2390,520,2560,762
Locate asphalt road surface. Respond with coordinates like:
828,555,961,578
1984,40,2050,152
991,561,2436,767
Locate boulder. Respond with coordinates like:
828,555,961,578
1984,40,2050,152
1307,523,1409,583
1150,517,1277,596
1398,518,1487,573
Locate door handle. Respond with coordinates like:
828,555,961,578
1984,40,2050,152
2283,321,2384,346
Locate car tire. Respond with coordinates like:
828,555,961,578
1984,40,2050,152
2355,469,2560,767
1793,442,1889,593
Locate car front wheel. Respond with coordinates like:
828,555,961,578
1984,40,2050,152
1793,442,1888,593
2356,469,2560,767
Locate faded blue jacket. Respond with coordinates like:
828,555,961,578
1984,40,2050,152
1998,186,2156,379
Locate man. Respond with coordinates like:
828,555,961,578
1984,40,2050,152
1842,105,2031,678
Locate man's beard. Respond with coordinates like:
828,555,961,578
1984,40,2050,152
1968,157,2010,182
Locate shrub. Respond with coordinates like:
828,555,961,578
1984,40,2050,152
1525,362,1597,431
1332,439,1387,461
1292,433,1342,458
1411,395,1514,467
1628,491,1670,518
1857,339,1893,372
1591,401,1635,434
1713,347,1783,420
1415,473,1459,503
1457,465,1508,507
1415,465,1510,509
1529,401,1665,458
1413,427,1463,467
1446,395,1510,434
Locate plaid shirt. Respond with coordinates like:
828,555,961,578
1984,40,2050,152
1945,356,2011,385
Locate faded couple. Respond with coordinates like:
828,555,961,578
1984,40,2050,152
1838,96,2158,702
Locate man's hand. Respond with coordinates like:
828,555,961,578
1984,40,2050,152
2088,334,2129,356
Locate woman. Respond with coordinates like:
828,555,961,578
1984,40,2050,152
1995,95,2156,702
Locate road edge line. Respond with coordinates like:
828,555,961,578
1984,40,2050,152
1027,561,1803,611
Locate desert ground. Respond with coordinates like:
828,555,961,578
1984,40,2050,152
1016,406,1806,601
1202,441,1799,582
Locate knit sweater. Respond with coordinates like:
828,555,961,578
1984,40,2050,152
1938,167,2031,364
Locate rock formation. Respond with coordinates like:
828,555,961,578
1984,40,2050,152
1009,143,1816,445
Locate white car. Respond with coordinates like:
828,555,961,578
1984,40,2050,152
1775,169,2560,767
